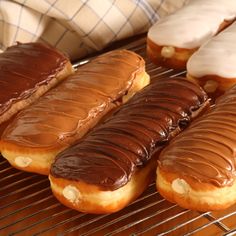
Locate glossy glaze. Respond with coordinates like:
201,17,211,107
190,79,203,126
159,85,236,187
0,42,69,115
2,50,145,149
51,77,208,190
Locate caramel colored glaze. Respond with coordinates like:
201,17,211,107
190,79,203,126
158,85,236,187
1,50,145,150
0,42,69,115
51,77,208,191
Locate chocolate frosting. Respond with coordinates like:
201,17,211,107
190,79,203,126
2,50,145,149
0,42,69,116
159,85,236,187
51,77,208,190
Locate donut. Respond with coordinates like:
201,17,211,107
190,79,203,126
156,84,236,211
147,0,236,69
0,42,73,126
49,77,209,214
0,50,150,175
187,21,236,100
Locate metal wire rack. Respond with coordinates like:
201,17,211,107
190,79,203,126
0,37,236,236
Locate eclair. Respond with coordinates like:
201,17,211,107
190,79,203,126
187,21,236,99
0,50,150,175
49,77,209,214
157,84,236,211
0,42,73,126
147,0,236,69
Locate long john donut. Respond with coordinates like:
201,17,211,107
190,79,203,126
0,42,73,125
147,0,236,69
187,21,236,99
0,50,150,175
157,84,236,211
49,77,209,214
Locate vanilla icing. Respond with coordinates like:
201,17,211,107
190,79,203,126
187,21,236,78
148,0,236,49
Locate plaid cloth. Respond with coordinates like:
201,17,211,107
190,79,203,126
0,0,189,60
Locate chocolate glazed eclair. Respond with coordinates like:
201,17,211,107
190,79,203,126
0,42,73,126
157,83,236,212
49,77,209,214
0,50,150,175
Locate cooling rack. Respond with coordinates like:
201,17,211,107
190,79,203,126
0,37,236,236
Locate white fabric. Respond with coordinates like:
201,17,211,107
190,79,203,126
0,0,189,59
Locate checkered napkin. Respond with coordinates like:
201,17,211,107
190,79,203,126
0,0,188,60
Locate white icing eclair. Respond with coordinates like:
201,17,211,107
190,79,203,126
147,0,236,69
187,21,236,99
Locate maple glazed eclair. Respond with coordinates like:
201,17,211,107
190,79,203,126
0,50,150,175
0,42,73,126
187,21,236,99
157,84,236,211
147,0,236,69
49,77,209,214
